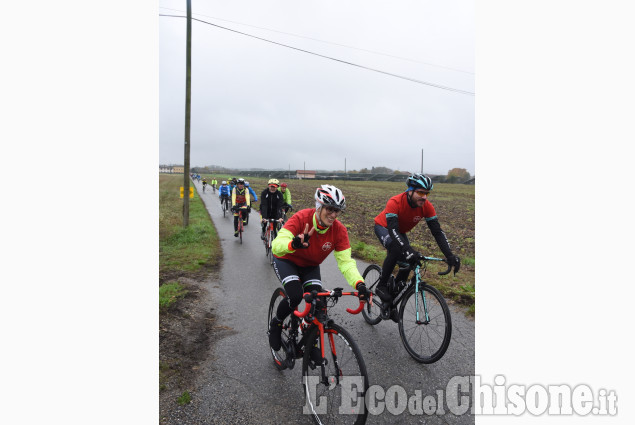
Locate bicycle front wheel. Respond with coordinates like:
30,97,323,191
398,285,452,364
268,288,294,371
361,264,382,325
302,324,369,425
268,231,274,265
264,229,270,257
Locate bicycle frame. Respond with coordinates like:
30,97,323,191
389,257,447,313
293,289,365,363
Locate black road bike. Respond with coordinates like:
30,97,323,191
361,257,453,364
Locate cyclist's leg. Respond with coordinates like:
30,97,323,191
270,258,302,349
261,216,268,239
233,212,239,236
270,260,322,320
374,225,398,301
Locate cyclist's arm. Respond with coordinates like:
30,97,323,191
426,218,453,258
333,248,364,289
272,227,295,256
231,188,236,206
386,213,410,251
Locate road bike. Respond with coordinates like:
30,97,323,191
268,287,369,424
233,205,249,244
262,218,282,265
220,195,230,217
202,182,207,193
212,183,216,193
361,257,453,364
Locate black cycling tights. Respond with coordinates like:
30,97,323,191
275,280,322,321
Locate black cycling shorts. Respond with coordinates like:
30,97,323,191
272,257,323,290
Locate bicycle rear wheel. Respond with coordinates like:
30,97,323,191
268,288,294,371
361,264,382,325
398,285,452,364
302,323,368,425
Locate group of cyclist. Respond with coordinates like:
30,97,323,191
267,172,460,351
201,177,218,193
200,171,461,353
215,177,293,238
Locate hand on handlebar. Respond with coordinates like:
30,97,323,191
446,255,460,275
355,283,371,302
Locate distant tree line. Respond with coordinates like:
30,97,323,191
185,165,473,184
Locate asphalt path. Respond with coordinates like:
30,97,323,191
178,180,475,424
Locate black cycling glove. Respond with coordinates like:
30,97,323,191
291,232,311,249
446,255,461,274
356,283,371,301
402,246,421,264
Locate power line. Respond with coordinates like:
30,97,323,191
159,6,474,76
160,14,474,96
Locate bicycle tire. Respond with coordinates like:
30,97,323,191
361,264,382,325
264,229,270,257
268,230,274,265
268,288,294,371
398,284,452,364
302,323,369,425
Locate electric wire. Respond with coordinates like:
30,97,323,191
160,14,474,96
159,6,474,76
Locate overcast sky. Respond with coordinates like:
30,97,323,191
159,0,474,175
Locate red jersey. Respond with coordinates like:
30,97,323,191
374,192,437,233
275,208,351,267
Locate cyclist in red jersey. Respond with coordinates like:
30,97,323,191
373,173,460,303
267,184,371,351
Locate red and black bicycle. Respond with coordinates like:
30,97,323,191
267,287,371,424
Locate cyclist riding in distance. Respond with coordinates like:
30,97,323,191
373,173,460,303
218,180,231,207
278,182,293,215
259,179,284,240
211,177,218,189
228,177,238,193
268,184,371,351
231,178,251,237
201,177,208,190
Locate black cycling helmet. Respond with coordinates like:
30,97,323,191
406,173,433,191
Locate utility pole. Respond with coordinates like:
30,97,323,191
183,0,192,227
420,149,423,173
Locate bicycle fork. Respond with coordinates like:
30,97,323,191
414,279,431,325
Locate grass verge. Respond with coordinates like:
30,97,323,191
160,174,221,279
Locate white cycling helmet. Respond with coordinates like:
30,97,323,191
314,184,346,211
221,180,227,185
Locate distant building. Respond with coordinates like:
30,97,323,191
296,170,316,179
159,165,184,174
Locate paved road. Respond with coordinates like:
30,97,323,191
174,181,474,424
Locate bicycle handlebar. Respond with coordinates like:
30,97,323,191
293,289,366,318
420,256,454,276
